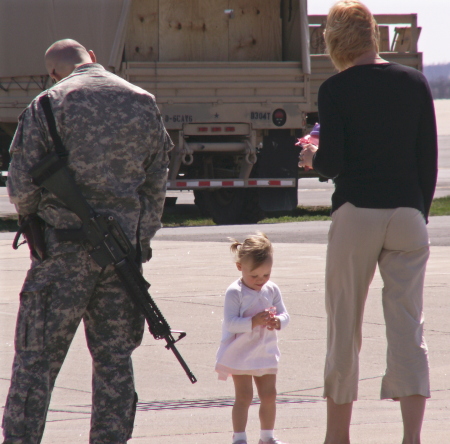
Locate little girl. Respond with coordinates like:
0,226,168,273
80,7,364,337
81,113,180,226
215,232,290,444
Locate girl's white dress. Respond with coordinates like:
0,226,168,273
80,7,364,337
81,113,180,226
215,278,289,380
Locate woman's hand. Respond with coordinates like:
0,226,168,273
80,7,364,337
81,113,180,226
298,143,318,169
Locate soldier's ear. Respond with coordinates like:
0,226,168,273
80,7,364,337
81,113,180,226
88,50,97,63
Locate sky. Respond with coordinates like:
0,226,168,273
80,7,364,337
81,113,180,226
307,0,450,65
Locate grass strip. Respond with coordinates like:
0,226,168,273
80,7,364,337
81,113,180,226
429,196,450,216
0,197,449,231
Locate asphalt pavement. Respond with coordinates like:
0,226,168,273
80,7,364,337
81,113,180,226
1,223,449,443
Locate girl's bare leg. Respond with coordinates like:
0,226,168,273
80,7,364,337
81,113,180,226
400,395,426,444
232,375,254,432
324,397,353,444
254,374,277,430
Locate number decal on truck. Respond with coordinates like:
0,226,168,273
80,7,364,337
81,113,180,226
165,115,193,123
251,112,271,120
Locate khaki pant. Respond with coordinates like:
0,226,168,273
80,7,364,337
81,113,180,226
323,203,430,405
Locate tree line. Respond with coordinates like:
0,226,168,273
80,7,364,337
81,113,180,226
424,63,450,99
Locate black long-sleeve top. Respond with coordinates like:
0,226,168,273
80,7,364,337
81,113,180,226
313,63,438,222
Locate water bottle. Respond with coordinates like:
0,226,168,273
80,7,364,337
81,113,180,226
309,123,320,146
296,122,320,147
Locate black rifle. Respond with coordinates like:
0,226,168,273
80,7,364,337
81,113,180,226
27,94,197,383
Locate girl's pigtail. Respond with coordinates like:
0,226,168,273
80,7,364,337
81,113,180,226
228,237,242,255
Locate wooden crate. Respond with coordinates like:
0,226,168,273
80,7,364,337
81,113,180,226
126,0,283,62
159,0,229,61
228,0,282,61
125,0,159,61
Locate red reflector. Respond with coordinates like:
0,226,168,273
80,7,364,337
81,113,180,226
198,127,208,132
212,127,222,132
176,182,187,187
222,181,233,186
225,127,235,132
248,180,257,186
199,181,210,186
269,180,281,186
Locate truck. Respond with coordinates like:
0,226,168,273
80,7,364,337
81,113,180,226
0,0,423,224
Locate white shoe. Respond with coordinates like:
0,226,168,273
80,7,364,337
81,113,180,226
258,439,288,444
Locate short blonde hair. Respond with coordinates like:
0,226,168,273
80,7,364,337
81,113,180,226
229,232,273,270
324,0,380,71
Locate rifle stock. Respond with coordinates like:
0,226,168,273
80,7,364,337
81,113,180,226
28,153,197,383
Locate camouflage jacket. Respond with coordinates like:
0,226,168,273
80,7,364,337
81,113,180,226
7,63,173,261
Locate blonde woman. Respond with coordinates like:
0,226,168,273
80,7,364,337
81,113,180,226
299,1,437,443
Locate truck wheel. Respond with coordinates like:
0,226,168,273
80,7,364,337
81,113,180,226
205,189,264,225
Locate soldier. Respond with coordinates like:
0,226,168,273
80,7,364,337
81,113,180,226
2,39,173,443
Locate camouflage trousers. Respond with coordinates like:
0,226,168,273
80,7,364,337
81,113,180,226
2,235,145,444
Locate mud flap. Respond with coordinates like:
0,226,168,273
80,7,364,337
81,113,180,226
256,130,300,212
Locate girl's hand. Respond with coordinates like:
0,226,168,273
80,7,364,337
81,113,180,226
267,316,281,331
252,311,270,328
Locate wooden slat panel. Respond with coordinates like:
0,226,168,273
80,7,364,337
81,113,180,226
125,61,303,77
159,0,229,61
153,96,307,104
129,81,305,90
228,0,282,61
125,0,159,62
123,61,307,104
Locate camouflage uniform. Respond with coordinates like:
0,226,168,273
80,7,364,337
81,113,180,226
3,63,173,444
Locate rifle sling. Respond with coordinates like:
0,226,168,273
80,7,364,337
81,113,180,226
39,93,68,158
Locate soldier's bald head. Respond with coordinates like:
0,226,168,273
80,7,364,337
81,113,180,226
45,39,96,82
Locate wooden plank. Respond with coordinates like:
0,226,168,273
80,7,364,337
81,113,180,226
379,26,390,52
125,0,159,62
281,0,301,61
130,81,305,90
228,0,282,61
308,15,327,25
374,14,417,25
159,0,229,61
124,61,304,79
149,96,307,104
309,14,418,26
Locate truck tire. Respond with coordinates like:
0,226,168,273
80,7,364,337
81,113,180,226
204,189,264,225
